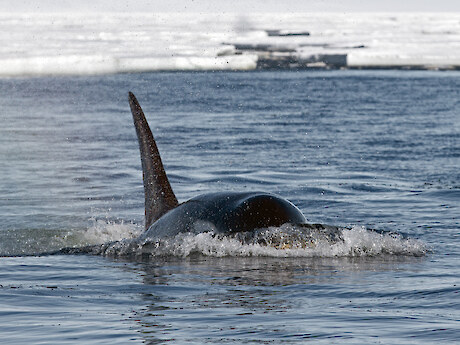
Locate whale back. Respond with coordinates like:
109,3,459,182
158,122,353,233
129,92,178,230
142,191,307,239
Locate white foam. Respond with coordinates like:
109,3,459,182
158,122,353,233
333,226,427,257
0,221,425,257
98,225,427,258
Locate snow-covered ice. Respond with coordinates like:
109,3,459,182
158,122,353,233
0,12,459,76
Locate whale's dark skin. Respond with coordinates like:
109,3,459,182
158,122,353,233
129,92,306,239
140,192,306,240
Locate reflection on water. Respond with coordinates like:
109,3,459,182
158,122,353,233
126,255,426,344
137,255,425,286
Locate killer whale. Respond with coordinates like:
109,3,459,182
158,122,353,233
128,92,306,240
43,93,408,257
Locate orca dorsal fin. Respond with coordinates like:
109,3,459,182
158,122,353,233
129,92,178,230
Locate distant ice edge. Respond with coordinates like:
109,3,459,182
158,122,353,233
0,55,259,77
1,53,459,77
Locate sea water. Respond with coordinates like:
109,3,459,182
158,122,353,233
0,70,459,344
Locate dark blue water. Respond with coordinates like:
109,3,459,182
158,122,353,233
0,71,458,344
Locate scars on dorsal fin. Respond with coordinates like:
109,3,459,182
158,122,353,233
129,92,178,230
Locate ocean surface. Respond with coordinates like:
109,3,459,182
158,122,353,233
1,70,459,344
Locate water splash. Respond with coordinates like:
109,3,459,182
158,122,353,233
82,219,142,244
91,223,427,258
1,219,426,258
